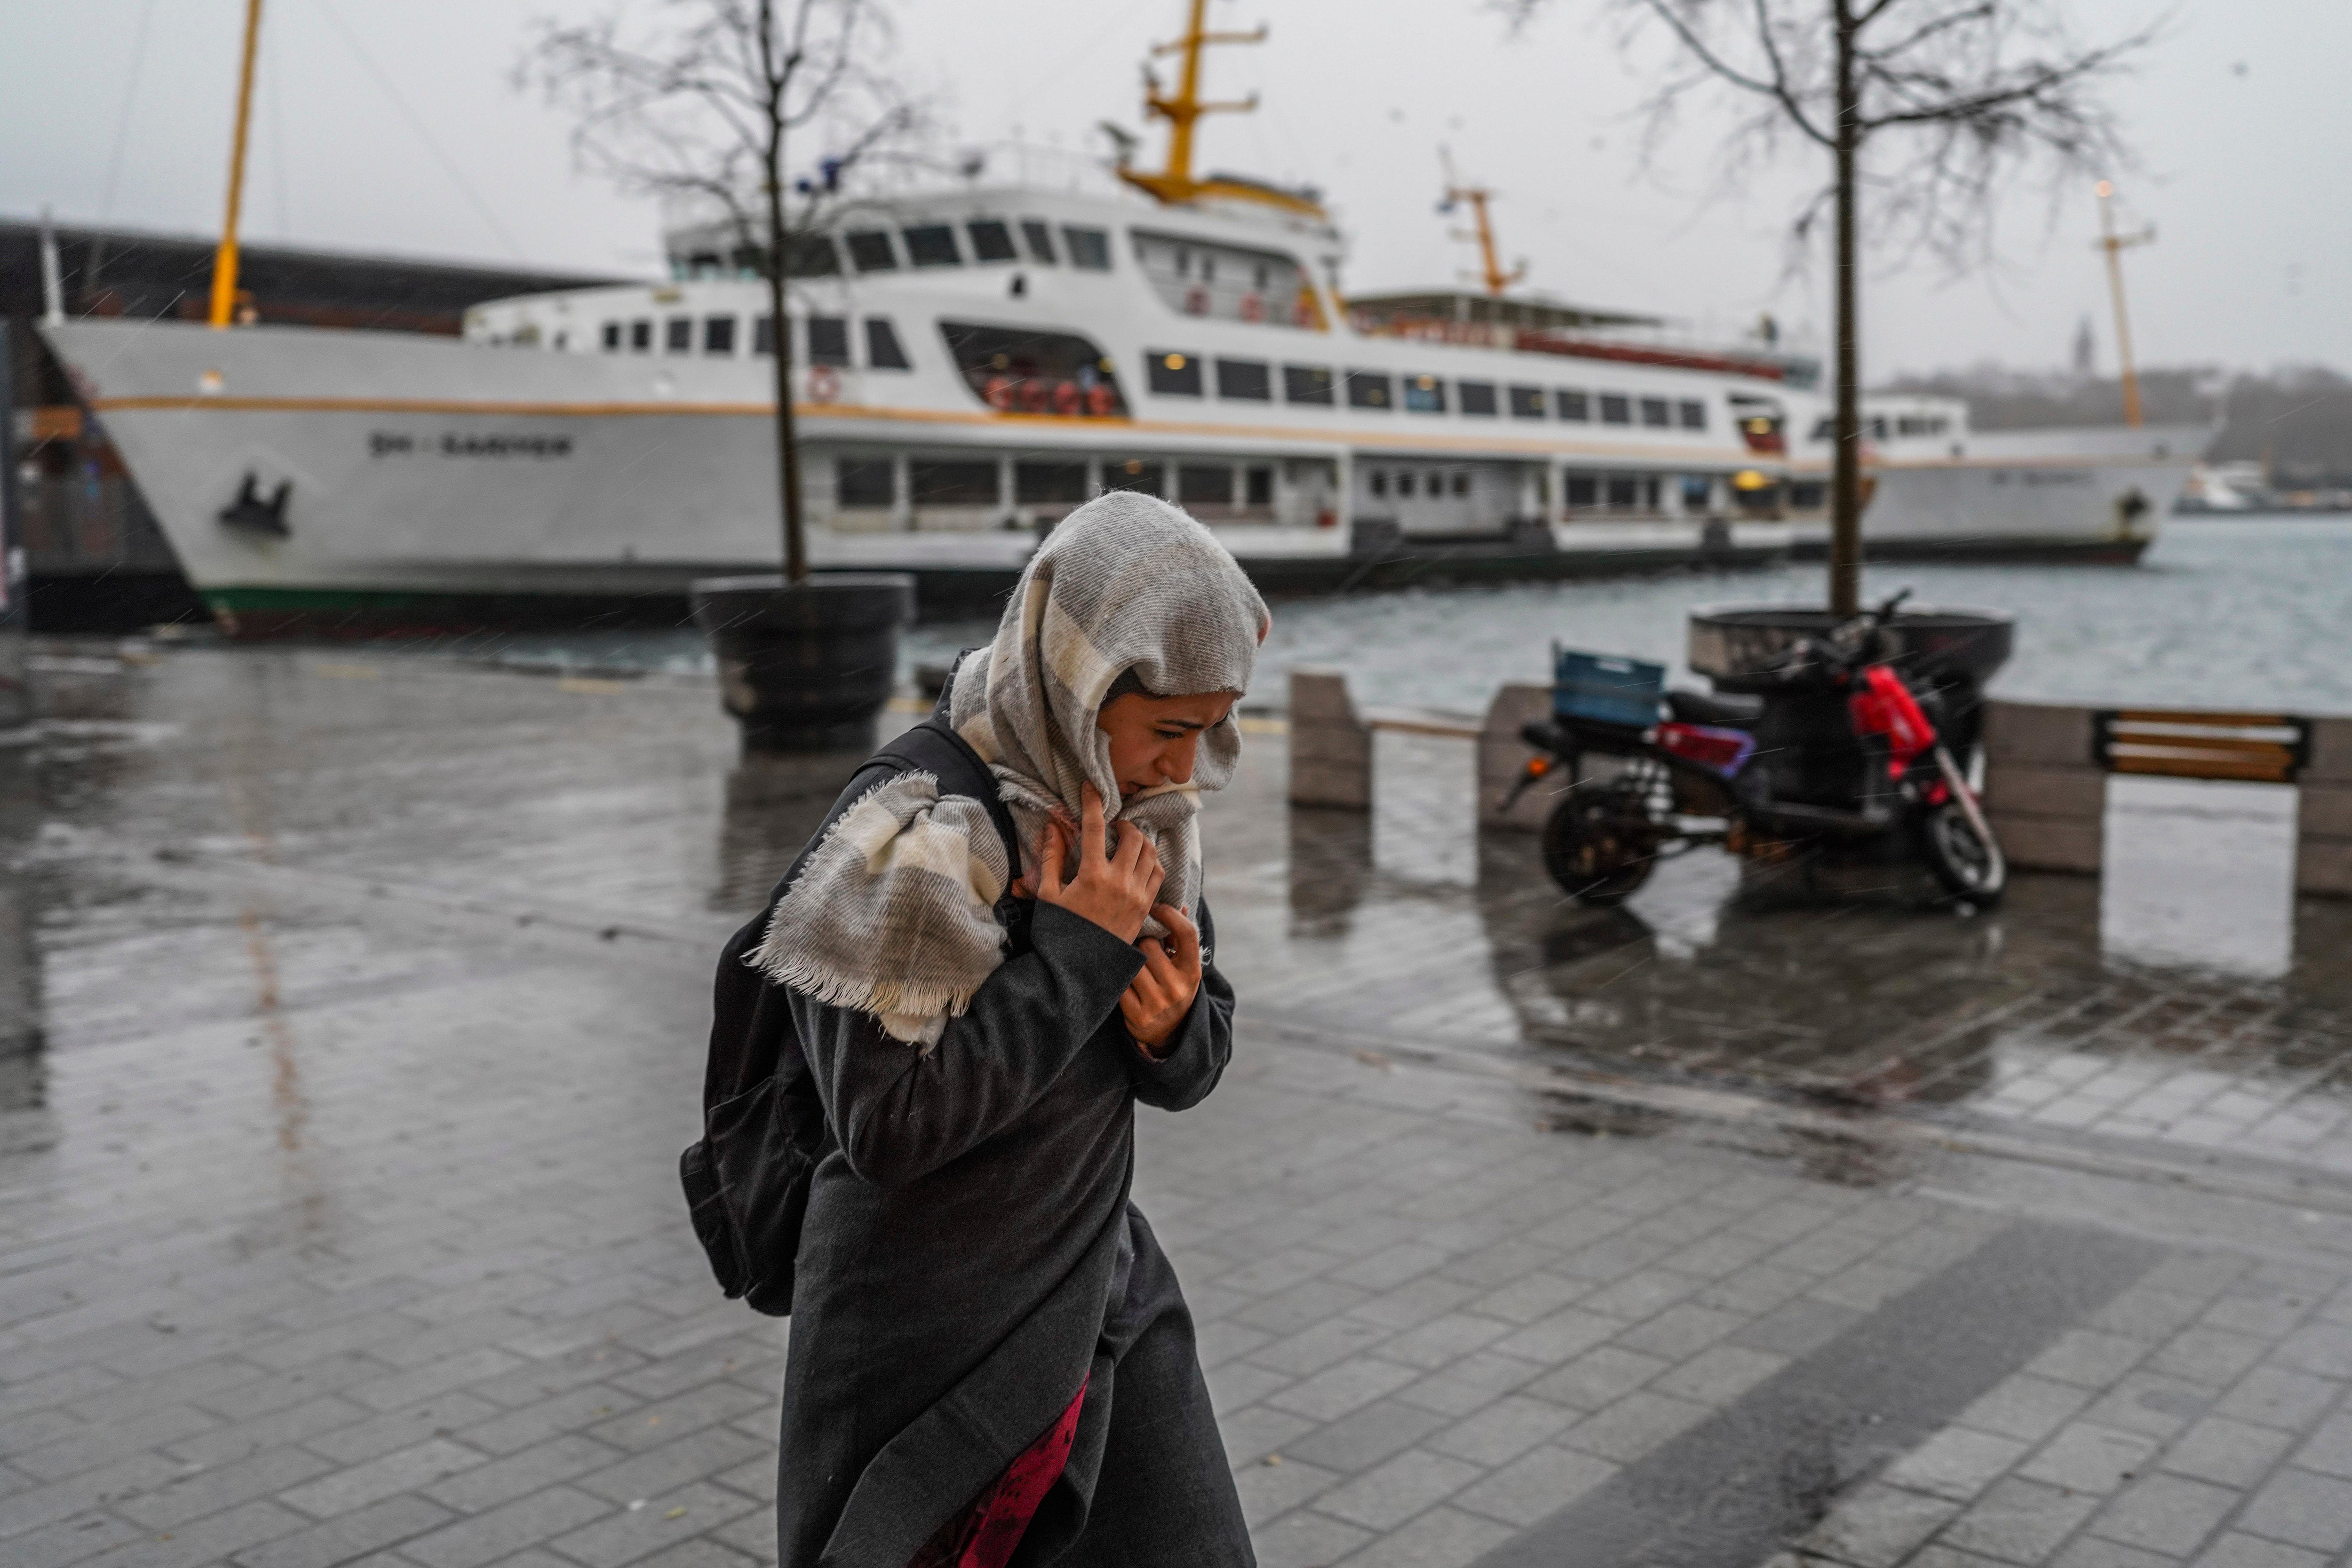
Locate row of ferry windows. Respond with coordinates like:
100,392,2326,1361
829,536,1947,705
836,458,1275,509
595,314,909,369
1140,352,1708,429
1806,414,1951,441
679,220,1115,279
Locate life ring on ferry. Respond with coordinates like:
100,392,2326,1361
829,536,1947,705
1086,382,1119,418
1292,296,1317,328
1018,378,1052,414
807,364,842,403
1184,285,1209,316
1239,292,1264,323
1052,380,1082,416
984,374,1016,411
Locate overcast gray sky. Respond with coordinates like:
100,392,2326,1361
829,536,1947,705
5,0,2342,379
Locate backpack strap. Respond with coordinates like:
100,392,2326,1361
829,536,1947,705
869,718,1025,875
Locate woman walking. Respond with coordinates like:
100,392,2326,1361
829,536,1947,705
724,492,1263,1566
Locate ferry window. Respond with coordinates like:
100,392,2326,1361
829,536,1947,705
865,317,910,370
903,225,961,267
1146,351,1204,396
754,315,776,356
1508,385,1546,419
1215,359,1271,401
1403,374,1447,414
1678,399,1708,430
1284,364,1336,406
1789,482,1827,509
1565,472,1599,507
1810,417,1835,442
1175,250,1191,278
1178,465,1234,506
1452,472,1471,496
553,330,569,351
665,317,692,353
1556,388,1589,421
1344,371,1393,410
1246,467,1274,506
1605,475,1640,508
1459,381,1499,417
837,459,895,508
1369,471,1389,498
1870,417,1891,440
1017,462,1088,504
786,235,842,277
966,220,1017,262
601,322,620,352
1599,394,1632,425
911,460,1000,506
1020,219,1058,264
1062,226,1112,270
703,316,736,355
845,230,898,272
1398,472,1417,497
941,321,1128,417
1103,459,1164,494
807,316,851,366
630,319,652,352
1639,397,1671,428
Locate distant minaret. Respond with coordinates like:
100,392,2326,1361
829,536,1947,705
2071,314,2095,377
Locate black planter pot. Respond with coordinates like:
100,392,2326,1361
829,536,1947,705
690,572,916,753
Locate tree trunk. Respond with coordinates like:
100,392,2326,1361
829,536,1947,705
761,0,806,584
1829,0,1861,615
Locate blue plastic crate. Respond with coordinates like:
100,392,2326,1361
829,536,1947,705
1553,646,1665,728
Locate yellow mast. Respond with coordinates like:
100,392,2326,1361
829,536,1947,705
1118,1,1322,218
2094,180,2154,428
1441,152,1524,297
208,0,267,329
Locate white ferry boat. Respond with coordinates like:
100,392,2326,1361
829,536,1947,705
36,8,2197,636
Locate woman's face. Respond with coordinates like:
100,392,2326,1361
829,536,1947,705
1097,691,1238,798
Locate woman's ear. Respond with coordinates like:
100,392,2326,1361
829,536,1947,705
1256,612,1272,646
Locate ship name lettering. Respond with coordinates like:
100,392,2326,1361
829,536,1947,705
437,433,575,458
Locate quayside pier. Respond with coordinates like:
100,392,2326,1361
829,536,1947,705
5,640,2352,1565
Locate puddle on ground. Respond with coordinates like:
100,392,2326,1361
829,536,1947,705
2100,774,2298,978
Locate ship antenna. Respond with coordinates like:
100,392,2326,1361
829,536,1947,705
1438,147,1525,298
208,0,266,328
1120,0,1264,207
2093,180,2155,428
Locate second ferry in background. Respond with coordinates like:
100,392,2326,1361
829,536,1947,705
39,2,2204,636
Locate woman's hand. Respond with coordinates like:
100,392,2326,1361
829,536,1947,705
1121,904,1201,1056
1034,783,1164,944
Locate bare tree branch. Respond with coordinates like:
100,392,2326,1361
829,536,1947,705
517,0,924,580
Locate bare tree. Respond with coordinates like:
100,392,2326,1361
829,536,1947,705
523,0,918,584
1506,0,2156,611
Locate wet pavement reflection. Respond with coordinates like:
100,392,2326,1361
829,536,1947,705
5,641,2352,1568
1226,725,2352,1173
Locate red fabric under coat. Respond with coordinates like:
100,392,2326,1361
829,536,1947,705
908,1377,1089,1568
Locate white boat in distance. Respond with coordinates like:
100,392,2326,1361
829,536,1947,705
39,10,2201,636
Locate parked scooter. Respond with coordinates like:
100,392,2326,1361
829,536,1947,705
1502,591,2006,906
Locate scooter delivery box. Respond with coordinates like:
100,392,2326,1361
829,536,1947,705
1553,646,1666,729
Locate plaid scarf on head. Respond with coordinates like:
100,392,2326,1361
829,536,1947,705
753,492,1267,1048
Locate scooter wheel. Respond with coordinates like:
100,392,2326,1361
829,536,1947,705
1920,802,2006,904
1541,791,1657,906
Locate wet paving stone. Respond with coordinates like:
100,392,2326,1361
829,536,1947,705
6,643,2352,1566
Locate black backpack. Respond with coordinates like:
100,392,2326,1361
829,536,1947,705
681,716,1025,1315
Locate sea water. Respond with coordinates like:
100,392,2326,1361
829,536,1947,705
471,517,2352,717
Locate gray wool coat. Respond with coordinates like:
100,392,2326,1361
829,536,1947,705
765,740,1254,1568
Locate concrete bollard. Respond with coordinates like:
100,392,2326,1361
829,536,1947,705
1981,701,2106,874
1478,683,1562,832
2302,718,2352,897
1287,669,1371,809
